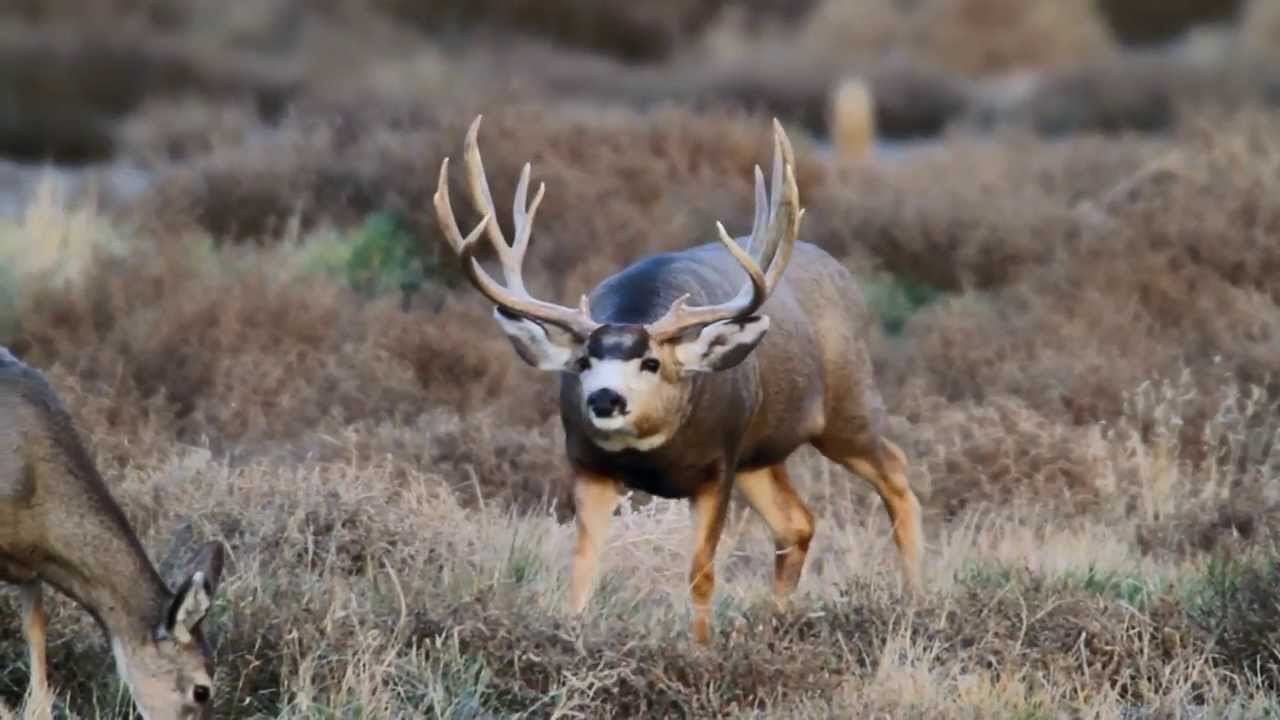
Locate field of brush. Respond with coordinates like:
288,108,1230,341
2,1,1280,718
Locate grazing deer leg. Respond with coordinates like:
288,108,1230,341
736,464,815,608
569,471,622,615
832,438,924,593
20,583,50,707
688,472,732,645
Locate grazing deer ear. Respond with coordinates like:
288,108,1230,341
160,542,224,645
673,315,770,374
493,306,574,371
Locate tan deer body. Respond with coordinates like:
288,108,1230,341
563,241,883,492
434,117,923,643
0,348,224,719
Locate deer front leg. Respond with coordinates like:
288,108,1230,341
568,471,622,615
20,582,50,710
688,469,732,645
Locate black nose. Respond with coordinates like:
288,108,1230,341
587,388,627,418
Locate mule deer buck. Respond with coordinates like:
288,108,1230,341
0,347,225,719
432,116,923,643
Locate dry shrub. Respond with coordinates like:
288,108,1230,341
1096,0,1243,46
12,235,540,452
1239,0,1280,63
905,0,1117,77
0,20,293,163
21,104,1280,531
380,0,739,62
977,57,1280,137
872,110,1280,416
700,0,1115,80
125,104,829,281
896,394,1108,520
116,97,264,165
812,131,1164,291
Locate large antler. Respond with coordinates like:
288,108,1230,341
645,118,805,342
433,115,601,339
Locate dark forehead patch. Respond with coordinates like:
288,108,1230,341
587,325,651,360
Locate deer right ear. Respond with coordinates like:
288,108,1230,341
673,315,770,374
493,307,574,371
160,542,225,645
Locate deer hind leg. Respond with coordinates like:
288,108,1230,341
20,583,51,713
688,481,732,645
568,471,622,615
736,464,815,608
823,437,924,593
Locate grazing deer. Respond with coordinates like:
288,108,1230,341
432,116,923,643
0,347,225,719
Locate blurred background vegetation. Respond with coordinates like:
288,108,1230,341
4,2,1280,716
2,0,1277,166
2,0,1279,505
4,0,1279,325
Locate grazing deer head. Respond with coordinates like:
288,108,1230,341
111,541,225,720
432,116,924,644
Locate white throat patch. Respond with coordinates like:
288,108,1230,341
111,639,153,720
591,428,672,452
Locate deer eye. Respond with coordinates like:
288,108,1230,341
640,358,660,373
193,685,211,704
576,356,591,372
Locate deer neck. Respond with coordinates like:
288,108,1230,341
38,498,172,644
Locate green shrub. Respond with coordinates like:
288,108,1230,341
863,272,944,336
1182,551,1280,689
299,210,466,310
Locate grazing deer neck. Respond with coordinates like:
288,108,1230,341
30,440,172,642
53,533,170,642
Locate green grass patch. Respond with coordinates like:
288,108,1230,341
863,272,945,336
954,559,1017,590
1059,564,1162,607
1180,550,1280,689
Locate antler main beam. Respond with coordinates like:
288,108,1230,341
433,116,802,343
645,119,805,342
432,115,601,339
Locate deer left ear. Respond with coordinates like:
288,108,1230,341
160,542,224,645
673,315,770,373
492,307,575,372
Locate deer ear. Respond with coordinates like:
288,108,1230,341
492,307,574,371
161,542,224,645
673,315,770,373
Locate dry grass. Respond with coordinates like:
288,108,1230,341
0,384,1277,717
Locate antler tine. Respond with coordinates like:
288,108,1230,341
433,158,468,254
431,115,600,339
745,165,768,256
716,221,768,302
456,213,524,311
763,161,803,292
463,116,511,263
757,118,792,275
511,163,546,265
647,119,803,341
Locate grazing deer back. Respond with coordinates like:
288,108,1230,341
0,351,154,583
